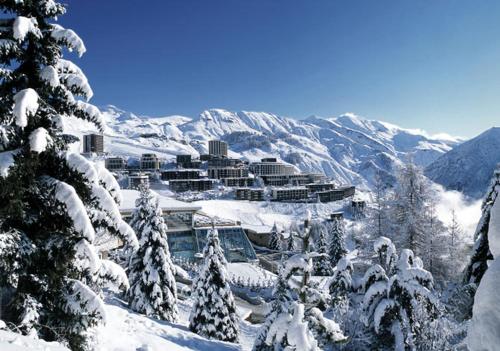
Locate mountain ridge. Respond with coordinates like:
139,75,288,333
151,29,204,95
64,105,461,189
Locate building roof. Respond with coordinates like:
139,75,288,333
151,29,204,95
119,189,201,213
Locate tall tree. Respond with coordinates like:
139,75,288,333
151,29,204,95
370,171,390,238
312,222,332,276
390,162,430,259
0,1,136,349
268,222,281,251
189,226,239,343
328,218,347,269
128,185,178,322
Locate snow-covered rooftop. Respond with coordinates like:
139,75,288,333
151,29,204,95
119,189,201,213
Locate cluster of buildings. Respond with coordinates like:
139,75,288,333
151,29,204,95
81,134,356,203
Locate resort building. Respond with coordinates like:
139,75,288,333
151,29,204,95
235,188,265,201
249,159,296,176
208,140,228,158
119,190,256,263
271,187,310,202
105,157,127,171
208,167,249,179
222,177,255,187
128,173,149,189
169,179,214,192
161,169,201,181
83,134,104,154
140,153,160,171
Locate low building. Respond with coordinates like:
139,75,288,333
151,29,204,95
306,182,336,192
119,190,257,263
208,167,249,179
140,153,160,171
128,173,149,189
235,188,264,201
272,187,310,202
317,186,356,203
161,169,201,181
83,134,104,154
169,179,214,192
261,173,322,186
207,158,245,168
242,224,273,247
222,177,255,187
105,157,126,171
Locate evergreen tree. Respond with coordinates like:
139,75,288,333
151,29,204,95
389,162,430,258
189,227,239,343
128,185,178,322
312,222,332,276
362,238,440,350
329,257,352,309
328,218,347,268
268,222,281,251
0,2,136,349
370,171,390,238
464,168,500,284
286,231,297,252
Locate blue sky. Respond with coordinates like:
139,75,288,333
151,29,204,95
60,0,500,138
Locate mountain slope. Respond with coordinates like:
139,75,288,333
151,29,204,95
64,106,460,189
425,127,500,198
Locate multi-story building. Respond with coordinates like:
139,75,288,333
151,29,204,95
235,188,265,201
222,177,255,187
176,154,201,169
207,158,245,168
105,157,127,171
169,179,214,192
271,187,310,202
316,186,356,203
128,173,149,189
83,134,104,154
249,159,296,176
140,153,160,171
161,169,201,181
208,167,249,179
208,140,228,158
305,182,336,192
260,173,323,186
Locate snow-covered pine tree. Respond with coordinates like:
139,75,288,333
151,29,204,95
464,167,500,285
0,1,136,349
312,222,332,276
268,222,281,251
362,238,440,350
127,185,178,322
286,230,297,252
328,217,347,268
189,226,239,343
329,257,352,309
389,162,430,258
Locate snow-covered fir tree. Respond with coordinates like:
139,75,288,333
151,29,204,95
328,217,347,268
286,230,297,252
362,237,440,350
464,167,500,285
329,257,352,309
268,222,281,251
189,226,240,343
312,222,332,276
127,185,178,322
0,1,136,349
369,171,391,238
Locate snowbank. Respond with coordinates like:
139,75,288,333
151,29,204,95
468,190,500,350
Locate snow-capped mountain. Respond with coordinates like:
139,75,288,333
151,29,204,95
64,105,460,188
425,127,500,199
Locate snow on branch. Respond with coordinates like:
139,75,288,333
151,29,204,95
42,176,95,242
0,150,18,178
40,66,59,88
74,101,104,131
65,279,106,323
51,24,86,57
0,39,19,56
13,88,39,128
13,16,41,41
29,127,52,153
